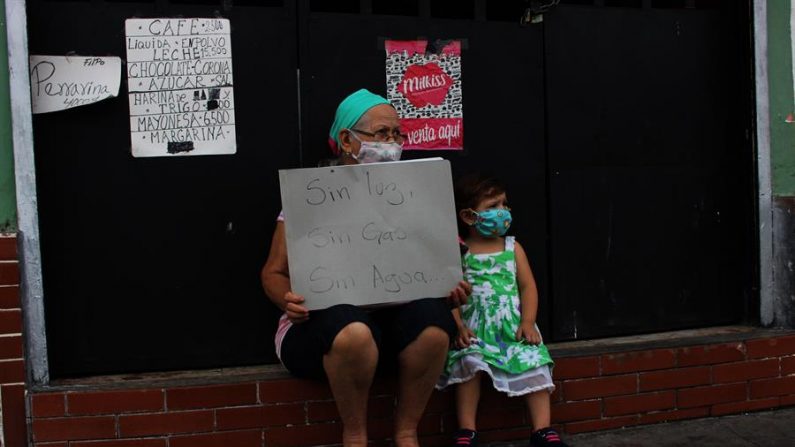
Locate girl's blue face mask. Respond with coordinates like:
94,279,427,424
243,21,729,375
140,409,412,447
468,208,512,237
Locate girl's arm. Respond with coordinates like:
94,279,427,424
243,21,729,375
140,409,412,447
452,307,475,348
514,241,542,344
261,222,309,323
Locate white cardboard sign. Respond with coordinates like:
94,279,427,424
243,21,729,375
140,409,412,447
29,55,121,114
279,158,463,310
125,18,236,157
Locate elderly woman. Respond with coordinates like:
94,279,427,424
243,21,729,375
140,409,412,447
261,89,469,447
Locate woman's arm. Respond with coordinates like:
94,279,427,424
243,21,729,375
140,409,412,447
448,280,471,308
514,241,541,344
261,222,309,323
448,239,471,308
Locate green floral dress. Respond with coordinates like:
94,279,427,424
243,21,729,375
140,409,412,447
438,237,555,396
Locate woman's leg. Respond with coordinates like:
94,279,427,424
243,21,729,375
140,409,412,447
524,390,552,431
324,322,379,447
387,298,457,447
455,372,482,430
280,304,380,447
395,325,450,447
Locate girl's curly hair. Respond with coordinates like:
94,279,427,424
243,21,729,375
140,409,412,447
453,172,507,237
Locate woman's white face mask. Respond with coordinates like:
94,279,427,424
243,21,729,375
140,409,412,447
347,130,403,164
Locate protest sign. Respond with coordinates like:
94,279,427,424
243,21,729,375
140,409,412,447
29,55,121,114
279,158,462,310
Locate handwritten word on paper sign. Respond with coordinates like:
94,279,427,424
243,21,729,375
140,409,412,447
279,158,463,310
125,18,236,157
386,40,464,150
29,56,121,114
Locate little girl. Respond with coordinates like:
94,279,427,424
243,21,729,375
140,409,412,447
438,173,568,447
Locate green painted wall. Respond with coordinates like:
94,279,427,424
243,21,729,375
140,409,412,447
0,0,16,232
770,0,795,196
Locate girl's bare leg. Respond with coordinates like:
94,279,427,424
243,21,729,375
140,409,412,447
455,372,482,430
524,390,552,431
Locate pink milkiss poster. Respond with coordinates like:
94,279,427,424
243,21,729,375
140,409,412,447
386,40,463,150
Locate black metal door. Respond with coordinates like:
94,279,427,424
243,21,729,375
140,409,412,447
27,0,754,378
28,0,298,376
545,3,755,340
298,0,550,334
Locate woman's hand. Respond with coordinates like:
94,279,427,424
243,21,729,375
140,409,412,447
516,321,542,345
284,292,309,323
447,280,471,308
455,324,475,349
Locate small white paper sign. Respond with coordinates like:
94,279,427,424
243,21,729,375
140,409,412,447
29,55,121,114
279,158,463,310
125,18,236,157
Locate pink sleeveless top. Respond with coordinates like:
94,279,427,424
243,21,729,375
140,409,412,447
273,210,291,360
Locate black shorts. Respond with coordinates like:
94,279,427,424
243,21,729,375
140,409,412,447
279,298,456,380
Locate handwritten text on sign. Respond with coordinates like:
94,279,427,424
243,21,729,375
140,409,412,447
126,18,236,157
29,55,121,114
279,159,463,310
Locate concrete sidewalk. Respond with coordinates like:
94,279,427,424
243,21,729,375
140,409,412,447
494,406,795,447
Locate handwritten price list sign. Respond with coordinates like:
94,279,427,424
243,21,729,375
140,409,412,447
279,159,463,310
125,18,236,157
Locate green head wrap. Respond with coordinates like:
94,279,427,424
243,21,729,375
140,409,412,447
328,89,391,155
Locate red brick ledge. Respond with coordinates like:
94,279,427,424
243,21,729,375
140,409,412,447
37,326,788,392
26,327,795,446
41,364,294,392
549,325,789,358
